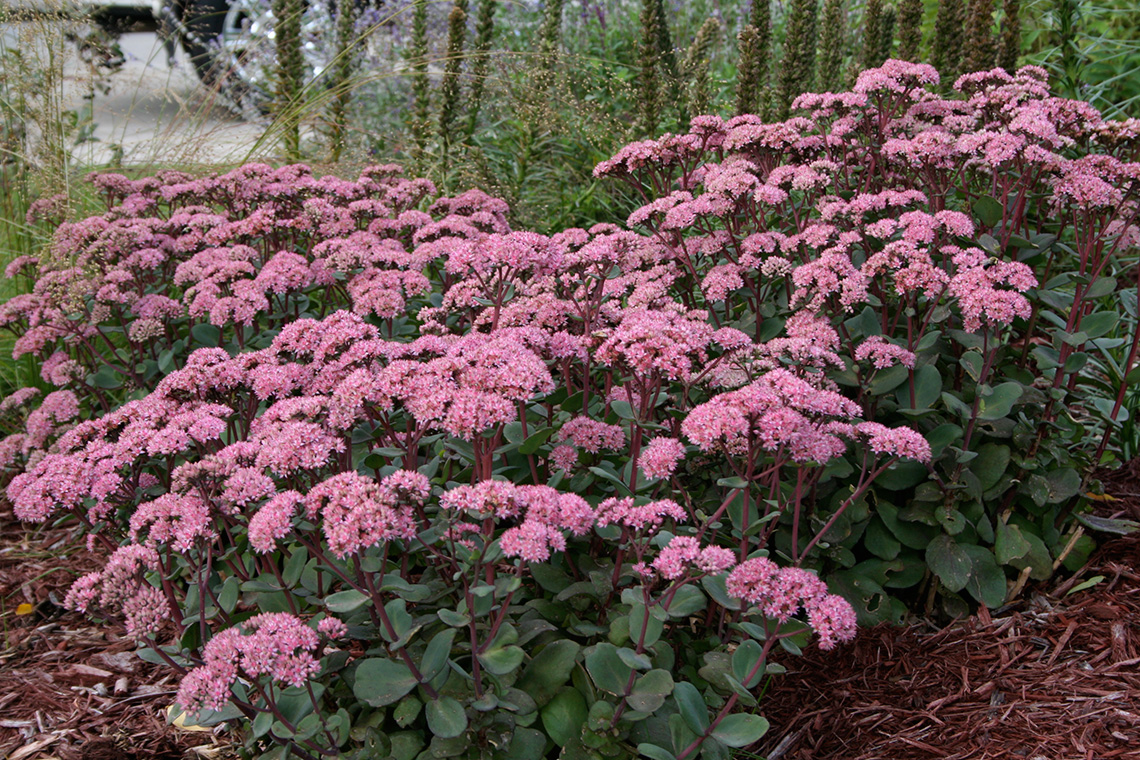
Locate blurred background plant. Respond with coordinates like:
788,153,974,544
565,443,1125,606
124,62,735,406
0,2,120,401
1021,0,1140,118
294,0,1137,233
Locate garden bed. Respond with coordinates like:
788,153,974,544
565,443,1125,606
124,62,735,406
0,504,228,760
2,477,1138,760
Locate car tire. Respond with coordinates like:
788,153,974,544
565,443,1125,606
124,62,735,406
180,0,229,86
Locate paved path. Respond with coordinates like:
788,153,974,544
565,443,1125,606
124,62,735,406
73,30,270,167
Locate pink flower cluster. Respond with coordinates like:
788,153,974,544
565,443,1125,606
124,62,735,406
177,613,322,714
726,557,857,650
441,480,595,562
652,536,735,580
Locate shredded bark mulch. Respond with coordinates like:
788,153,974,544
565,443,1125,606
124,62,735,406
2,462,1139,759
757,465,1140,760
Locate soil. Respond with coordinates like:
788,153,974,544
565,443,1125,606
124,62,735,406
1,467,1139,759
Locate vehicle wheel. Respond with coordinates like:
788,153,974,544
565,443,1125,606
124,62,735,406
180,0,229,86
178,0,341,116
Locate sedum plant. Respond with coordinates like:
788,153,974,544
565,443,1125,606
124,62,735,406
2,62,1140,759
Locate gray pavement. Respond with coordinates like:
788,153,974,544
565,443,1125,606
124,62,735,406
73,30,270,167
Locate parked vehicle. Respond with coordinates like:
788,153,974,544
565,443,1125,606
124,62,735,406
8,0,342,114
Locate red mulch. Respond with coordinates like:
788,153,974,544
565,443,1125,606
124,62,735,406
756,465,1140,760
2,464,1140,759
0,506,229,760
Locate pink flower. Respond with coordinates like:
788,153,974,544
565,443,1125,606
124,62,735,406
500,520,566,562
854,336,917,369
549,444,578,471
177,613,322,715
639,438,685,480
652,536,700,579
726,561,832,623
317,617,348,639
558,417,626,453
806,594,858,650
122,585,171,638
248,491,303,553
857,422,932,462
595,497,686,533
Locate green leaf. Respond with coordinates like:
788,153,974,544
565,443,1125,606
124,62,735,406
503,422,525,444
1084,277,1117,299
698,575,739,615
978,382,1023,420
962,545,1007,608
478,645,525,676
969,443,1010,492
638,744,678,760
710,714,769,748
1066,575,1105,596
426,696,468,739
611,400,636,420
586,643,633,695
941,391,973,419
663,585,706,618
879,501,939,550
438,608,470,627
995,520,1032,564
626,670,674,713
960,351,984,382
869,364,909,396
517,640,581,707
973,195,1003,228
422,629,457,682
191,323,222,347
731,640,765,689
672,681,709,734
864,517,901,560
926,423,963,458
1046,468,1082,504
1074,513,1140,535
353,658,417,706
1014,475,1046,510
874,460,928,491
520,427,557,455
542,689,587,745
629,602,665,647
325,589,370,613
90,366,122,390
1079,311,1118,339
394,695,423,727
505,728,547,760
926,535,972,592
912,365,942,409
217,577,239,614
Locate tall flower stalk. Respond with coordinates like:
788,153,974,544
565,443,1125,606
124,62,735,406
897,0,924,62
964,0,997,73
437,0,468,180
932,0,965,83
328,0,358,161
464,0,497,138
636,0,662,136
736,0,772,117
776,0,820,118
860,0,884,70
817,0,846,92
684,16,720,119
997,0,1021,72
272,0,304,160
407,0,431,169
